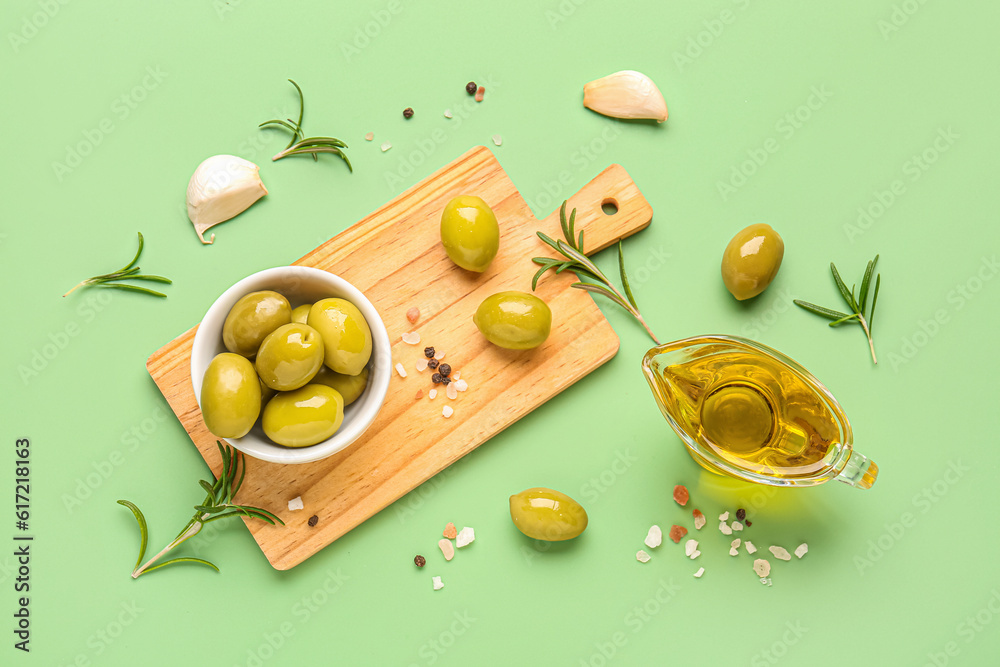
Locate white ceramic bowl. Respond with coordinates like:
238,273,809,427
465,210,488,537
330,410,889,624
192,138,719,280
190,266,391,464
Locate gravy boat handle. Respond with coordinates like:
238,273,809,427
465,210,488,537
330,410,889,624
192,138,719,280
835,451,879,489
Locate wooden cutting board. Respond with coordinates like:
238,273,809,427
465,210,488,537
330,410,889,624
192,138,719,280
147,145,652,570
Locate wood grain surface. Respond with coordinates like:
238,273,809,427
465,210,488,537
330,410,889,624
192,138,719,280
147,145,653,569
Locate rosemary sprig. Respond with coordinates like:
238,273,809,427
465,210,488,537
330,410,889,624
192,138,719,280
63,232,171,298
531,201,660,344
794,254,882,364
259,79,352,172
118,442,284,579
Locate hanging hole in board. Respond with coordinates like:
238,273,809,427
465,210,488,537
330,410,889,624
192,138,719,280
601,198,619,215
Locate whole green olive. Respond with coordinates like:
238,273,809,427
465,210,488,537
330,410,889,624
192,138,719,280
307,298,372,376
311,365,369,406
473,291,552,350
222,290,292,357
201,353,261,438
255,323,325,391
721,223,784,300
291,304,312,324
440,195,500,272
259,378,276,413
262,384,345,447
509,487,588,541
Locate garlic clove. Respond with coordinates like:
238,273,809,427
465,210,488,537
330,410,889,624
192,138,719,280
582,70,668,123
186,155,268,244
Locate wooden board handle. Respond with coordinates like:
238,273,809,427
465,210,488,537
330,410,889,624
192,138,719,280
539,164,653,255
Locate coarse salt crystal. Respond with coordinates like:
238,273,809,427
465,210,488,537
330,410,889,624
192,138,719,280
719,512,729,521
364,132,374,141
690,550,701,559
452,371,460,381
402,331,420,345
406,307,420,323
443,523,457,539
693,510,706,530
442,405,454,418
415,389,423,399
456,527,475,548
693,567,705,578
753,559,771,577
446,383,458,400
454,379,468,392
381,141,392,152
731,521,744,532
636,550,651,563
644,525,662,549
432,576,444,591
729,547,739,556
795,543,808,559
761,577,772,587
438,539,455,561
492,134,502,146
287,496,304,511
719,522,733,536
745,541,757,554
684,539,699,557
769,546,792,561
416,358,429,371
444,109,453,119
732,538,742,549
475,86,485,102
394,363,407,378
429,389,437,399
434,350,445,360
673,485,689,506
668,525,687,543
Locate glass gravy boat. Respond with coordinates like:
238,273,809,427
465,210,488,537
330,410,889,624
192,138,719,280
641,335,877,489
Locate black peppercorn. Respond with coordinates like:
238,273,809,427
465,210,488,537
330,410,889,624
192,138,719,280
308,515,319,527
736,508,746,521
424,347,435,359
745,519,752,527
414,555,426,568
432,373,443,384
466,81,477,95
427,359,439,370
440,376,451,385
403,107,414,119
439,363,451,377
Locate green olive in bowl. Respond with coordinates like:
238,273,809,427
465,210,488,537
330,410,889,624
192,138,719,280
291,303,312,324
721,223,784,300
473,291,551,350
262,384,345,448
311,366,370,406
255,323,325,391
222,290,292,357
307,298,373,376
440,195,500,272
201,353,261,438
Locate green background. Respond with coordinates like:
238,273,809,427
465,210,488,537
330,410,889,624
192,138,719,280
2,0,998,664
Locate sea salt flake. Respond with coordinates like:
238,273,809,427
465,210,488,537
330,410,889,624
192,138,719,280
693,510,706,530
434,350,446,360
456,527,475,548
729,547,739,556
795,543,808,559
731,538,742,549
452,371,460,381
693,567,705,578
380,141,392,152
731,521,744,532
394,363,407,378
636,550,651,563
745,541,757,554
446,383,458,400
454,379,468,392
438,539,455,561
719,512,729,521
416,358,429,371
719,522,733,536
761,577,772,587
769,545,792,561
444,109,453,119
287,496,304,511
753,559,771,577
492,134,502,146
690,550,701,559
432,576,444,591
402,331,420,345
644,525,662,549
429,389,437,399
364,132,374,141
684,539,699,557
442,405,454,418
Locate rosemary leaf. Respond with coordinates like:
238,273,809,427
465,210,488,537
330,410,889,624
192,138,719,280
869,273,881,332
618,241,639,310
859,255,878,312
64,233,170,299
140,557,220,575
830,263,857,312
793,300,850,321
116,500,149,571
93,283,168,298
828,313,860,327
